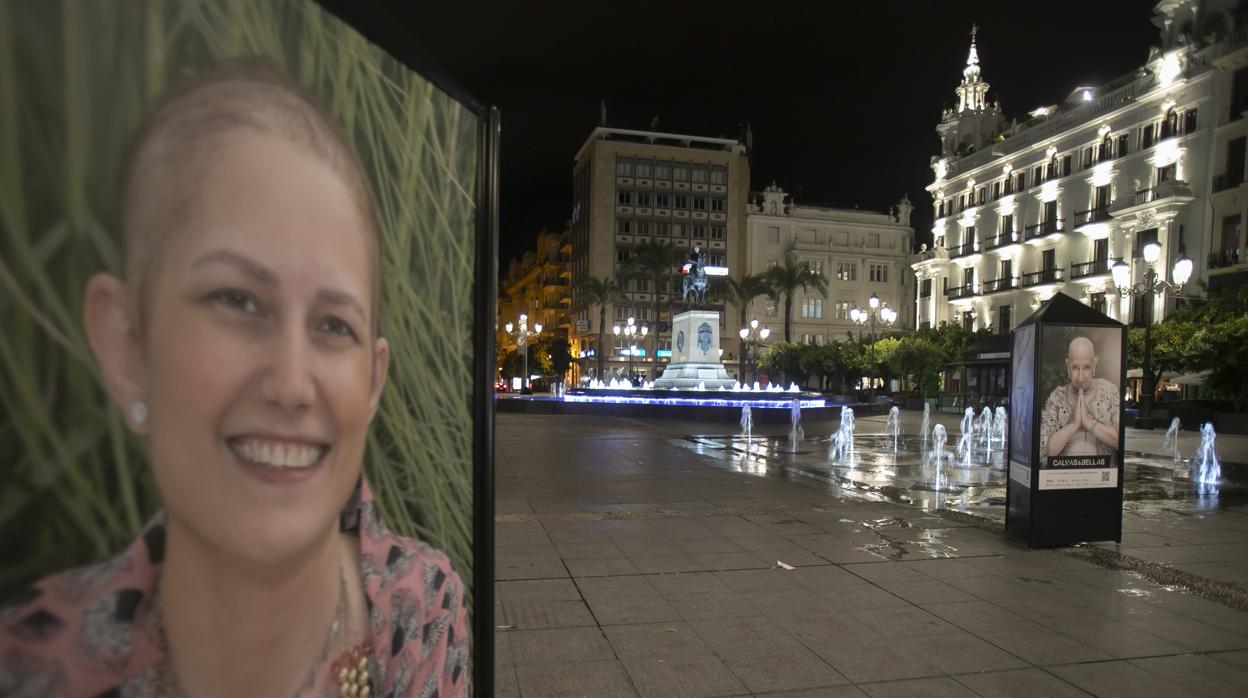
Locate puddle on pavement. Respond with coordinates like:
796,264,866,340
675,433,1248,520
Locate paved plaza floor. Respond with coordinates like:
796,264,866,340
494,412,1248,697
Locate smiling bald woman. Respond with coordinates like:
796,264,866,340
0,60,468,698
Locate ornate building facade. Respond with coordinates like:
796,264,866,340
498,227,573,379
743,184,915,345
912,3,1248,338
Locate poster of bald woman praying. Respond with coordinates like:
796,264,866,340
1037,327,1123,489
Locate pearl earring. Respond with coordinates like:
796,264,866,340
130,401,149,427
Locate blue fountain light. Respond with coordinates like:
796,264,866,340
562,394,828,409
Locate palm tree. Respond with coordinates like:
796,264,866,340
722,273,771,379
764,241,829,342
578,276,621,380
623,240,680,365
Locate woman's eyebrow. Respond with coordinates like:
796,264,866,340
191,249,278,286
317,288,366,321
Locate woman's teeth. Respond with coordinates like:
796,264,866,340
229,439,323,469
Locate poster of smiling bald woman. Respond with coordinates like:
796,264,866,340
1038,326,1123,489
0,1,496,695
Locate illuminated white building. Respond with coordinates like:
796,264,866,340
912,4,1248,335
744,184,915,344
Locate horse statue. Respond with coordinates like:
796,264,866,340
682,246,709,306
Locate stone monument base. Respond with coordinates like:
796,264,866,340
654,309,735,389
652,363,736,389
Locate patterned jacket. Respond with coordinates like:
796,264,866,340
0,478,469,697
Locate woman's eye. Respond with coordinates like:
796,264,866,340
321,317,359,341
210,289,258,313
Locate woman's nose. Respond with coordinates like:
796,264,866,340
259,324,316,411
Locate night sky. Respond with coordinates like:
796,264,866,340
339,1,1162,265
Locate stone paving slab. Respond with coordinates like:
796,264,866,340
495,414,1248,696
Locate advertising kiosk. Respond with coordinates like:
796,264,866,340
1007,292,1127,547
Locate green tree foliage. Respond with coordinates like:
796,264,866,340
1127,321,1201,388
889,335,945,397
867,336,903,387
763,241,828,342
537,335,572,379
1128,285,1248,409
756,342,808,385
500,348,523,378
577,276,620,379
719,272,771,376
623,240,680,352
920,321,977,364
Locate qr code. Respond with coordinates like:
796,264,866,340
1101,471,1110,482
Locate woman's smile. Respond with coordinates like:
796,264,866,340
227,435,329,469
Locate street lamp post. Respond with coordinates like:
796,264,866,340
850,293,897,396
1111,243,1193,426
504,313,542,394
737,317,771,384
612,316,648,385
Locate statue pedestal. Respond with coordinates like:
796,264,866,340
654,310,736,389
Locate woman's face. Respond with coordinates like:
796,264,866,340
141,130,387,565
1066,347,1096,393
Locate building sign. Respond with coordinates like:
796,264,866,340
576,319,589,332
680,263,729,276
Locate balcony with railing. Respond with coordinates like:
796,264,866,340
1209,248,1243,269
981,277,1018,294
945,284,976,300
948,240,978,259
984,233,1019,251
1131,188,1159,206
1070,258,1111,279
1073,207,1112,230
1021,267,1067,287
1024,218,1064,241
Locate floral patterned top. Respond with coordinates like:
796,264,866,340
1039,377,1119,464
0,478,469,697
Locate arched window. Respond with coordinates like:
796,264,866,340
1163,107,1179,138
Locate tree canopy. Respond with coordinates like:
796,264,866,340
763,241,828,342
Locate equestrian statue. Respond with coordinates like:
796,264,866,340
681,245,709,306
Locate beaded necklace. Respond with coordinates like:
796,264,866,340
152,563,371,697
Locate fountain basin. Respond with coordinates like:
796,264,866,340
497,389,887,423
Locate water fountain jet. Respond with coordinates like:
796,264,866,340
740,405,753,455
789,399,804,448
886,406,901,451
992,406,1007,448
956,407,975,467
1163,417,1182,465
978,407,993,451
1195,422,1221,489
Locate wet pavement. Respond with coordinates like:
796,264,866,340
494,412,1248,697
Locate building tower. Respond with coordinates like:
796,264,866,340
936,25,1006,159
